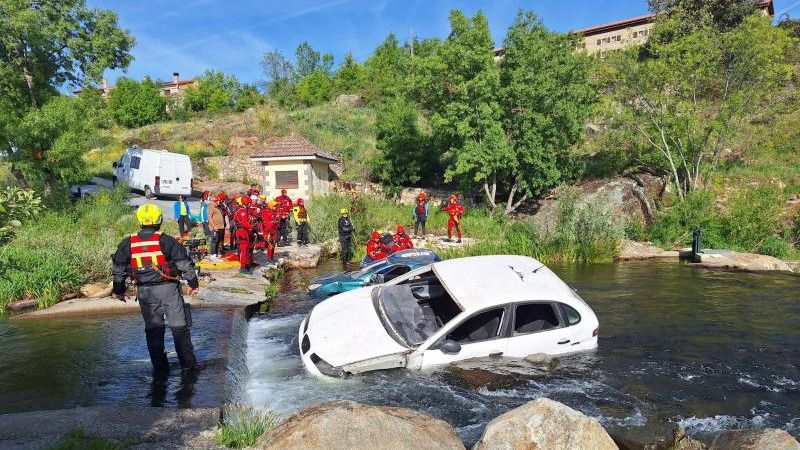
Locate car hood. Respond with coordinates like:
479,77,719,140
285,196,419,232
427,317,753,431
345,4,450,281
304,287,408,368
310,272,354,286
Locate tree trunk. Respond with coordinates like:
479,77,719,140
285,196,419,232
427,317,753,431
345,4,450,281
483,176,497,215
10,165,29,189
504,182,529,216
22,64,38,108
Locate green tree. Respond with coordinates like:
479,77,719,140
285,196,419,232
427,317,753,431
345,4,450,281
369,98,433,191
607,15,796,200
497,11,597,214
333,52,367,95
414,10,510,212
261,49,297,106
648,0,761,31
108,77,166,128
9,96,96,192
184,69,240,112
234,84,264,111
294,42,333,78
0,0,134,190
363,34,412,104
294,69,333,106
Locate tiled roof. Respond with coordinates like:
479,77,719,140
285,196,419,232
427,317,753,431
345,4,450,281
159,79,196,87
250,134,339,162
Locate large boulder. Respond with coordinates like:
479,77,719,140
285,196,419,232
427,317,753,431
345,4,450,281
255,400,464,450
473,398,618,450
609,425,706,450
694,251,791,272
617,241,680,261
708,429,800,450
80,282,112,299
529,174,665,228
280,244,321,269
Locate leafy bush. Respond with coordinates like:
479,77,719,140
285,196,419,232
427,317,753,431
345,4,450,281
184,70,240,113
108,77,166,128
649,190,725,249
0,186,136,312
0,187,44,244
216,405,280,449
295,69,333,106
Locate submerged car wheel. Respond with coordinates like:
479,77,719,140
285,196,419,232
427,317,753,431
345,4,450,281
144,185,153,199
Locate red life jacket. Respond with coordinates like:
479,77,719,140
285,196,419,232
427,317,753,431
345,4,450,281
416,202,426,217
129,233,173,284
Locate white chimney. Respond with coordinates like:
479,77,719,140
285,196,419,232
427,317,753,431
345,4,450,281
173,72,180,85
102,78,109,90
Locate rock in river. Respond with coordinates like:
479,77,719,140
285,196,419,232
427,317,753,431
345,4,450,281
473,398,618,450
708,428,800,450
255,400,465,450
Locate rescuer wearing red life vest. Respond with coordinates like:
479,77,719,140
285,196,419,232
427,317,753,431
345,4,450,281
259,200,278,261
111,204,201,375
443,194,464,243
234,196,256,273
366,231,389,262
412,192,429,237
392,224,414,252
276,189,293,246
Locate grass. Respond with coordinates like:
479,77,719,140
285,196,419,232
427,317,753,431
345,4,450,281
216,404,281,449
309,190,624,264
47,429,135,450
0,186,138,312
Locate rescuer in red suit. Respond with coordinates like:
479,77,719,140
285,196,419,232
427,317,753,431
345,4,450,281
259,200,278,261
366,231,389,262
392,224,414,252
443,194,464,243
234,196,255,273
276,189,293,246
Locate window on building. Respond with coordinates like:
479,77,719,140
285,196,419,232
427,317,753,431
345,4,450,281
275,170,299,189
616,35,621,41
130,156,141,170
597,39,601,46
602,37,610,44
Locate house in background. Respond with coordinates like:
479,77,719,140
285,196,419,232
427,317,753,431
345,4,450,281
159,72,198,98
250,134,339,200
494,0,775,57
72,78,112,98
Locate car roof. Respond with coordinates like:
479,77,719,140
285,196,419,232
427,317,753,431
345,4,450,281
432,255,581,311
387,249,440,266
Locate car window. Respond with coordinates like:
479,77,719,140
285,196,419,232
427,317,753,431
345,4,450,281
447,308,504,344
513,303,560,334
380,265,410,277
561,304,581,326
130,156,141,169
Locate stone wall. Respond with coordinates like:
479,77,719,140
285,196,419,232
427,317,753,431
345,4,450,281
329,180,459,205
204,156,261,184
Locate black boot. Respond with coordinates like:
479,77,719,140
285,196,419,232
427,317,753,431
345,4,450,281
145,327,170,373
170,325,197,372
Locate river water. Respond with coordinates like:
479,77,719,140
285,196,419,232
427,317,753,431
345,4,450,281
244,259,800,444
0,260,797,445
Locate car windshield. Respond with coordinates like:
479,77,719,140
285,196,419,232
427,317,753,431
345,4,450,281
348,261,385,279
373,271,462,347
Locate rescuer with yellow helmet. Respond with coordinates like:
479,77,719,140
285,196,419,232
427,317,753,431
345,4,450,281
111,203,202,375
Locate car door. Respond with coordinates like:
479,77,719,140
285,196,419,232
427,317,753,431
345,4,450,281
503,302,574,357
419,306,510,369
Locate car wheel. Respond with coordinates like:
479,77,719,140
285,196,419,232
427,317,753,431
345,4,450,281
144,185,153,199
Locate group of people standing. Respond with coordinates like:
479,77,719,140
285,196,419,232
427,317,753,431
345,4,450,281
195,185,309,274
337,191,466,265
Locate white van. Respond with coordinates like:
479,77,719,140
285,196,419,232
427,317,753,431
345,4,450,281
113,147,193,198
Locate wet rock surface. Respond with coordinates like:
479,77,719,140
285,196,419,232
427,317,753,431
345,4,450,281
255,400,465,450
693,251,792,272
618,241,680,261
0,406,222,450
473,397,619,450
708,428,800,450
610,425,706,450
279,243,321,269
444,355,559,391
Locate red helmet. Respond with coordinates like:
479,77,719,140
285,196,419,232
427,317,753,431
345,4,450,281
241,196,252,205
216,192,227,201
201,190,210,200
233,193,242,199
418,191,426,199
296,198,304,206
396,224,405,234
281,189,287,195
371,231,381,240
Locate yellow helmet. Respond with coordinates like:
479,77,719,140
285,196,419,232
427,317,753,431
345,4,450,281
259,194,267,200
267,199,278,208
340,208,349,215
135,203,163,227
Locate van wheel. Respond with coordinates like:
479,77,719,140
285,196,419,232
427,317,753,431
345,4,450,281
144,186,154,199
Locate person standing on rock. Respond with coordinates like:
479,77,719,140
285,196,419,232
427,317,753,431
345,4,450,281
276,189,293,246
111,204,201,375
208,195,226,259
337,208,354,264
260,200,278,262
293,198,310,246
443,194,464,243
173,195,192,238
234,196,256,274
413,192,429,237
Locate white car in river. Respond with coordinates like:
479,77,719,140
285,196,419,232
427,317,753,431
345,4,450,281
299,255,599,378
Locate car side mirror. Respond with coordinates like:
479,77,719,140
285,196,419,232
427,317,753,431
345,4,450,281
439,340,461,355
112,162,117,168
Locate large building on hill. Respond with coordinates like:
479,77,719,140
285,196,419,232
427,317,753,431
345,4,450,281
159,72,198,97
494,0,775,58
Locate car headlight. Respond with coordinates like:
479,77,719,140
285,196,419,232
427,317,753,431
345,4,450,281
307,283,321,291
310,353,346,378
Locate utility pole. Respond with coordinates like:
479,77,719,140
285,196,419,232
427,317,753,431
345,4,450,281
409,28,415,57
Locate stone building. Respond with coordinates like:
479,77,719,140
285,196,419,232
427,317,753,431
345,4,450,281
159,72,198,98
250,134,339,200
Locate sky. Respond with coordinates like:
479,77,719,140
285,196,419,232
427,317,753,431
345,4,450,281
87,0,800,86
